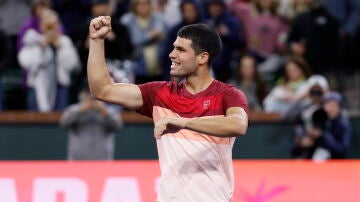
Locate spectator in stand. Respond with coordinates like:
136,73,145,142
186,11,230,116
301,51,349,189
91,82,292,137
73,0,134,96
292,92,352,161
228,0,288,61
121,0,167,84
228,54,267,111
17,0,54,51
161,0,203,81
284,74,329,120
60,85,122,160
321,0,360,37
18,9,80,112
277,0,313,22
287,0,340,75
263,56,311,117
16,0,65,110
321,0,360,74
204,0,245,82
155,0,182,29
0,28,9,110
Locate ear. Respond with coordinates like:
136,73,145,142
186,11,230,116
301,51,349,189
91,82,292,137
197,52,209,66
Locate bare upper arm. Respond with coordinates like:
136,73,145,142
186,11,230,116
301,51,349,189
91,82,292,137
93,83,143,109
226,107,249,134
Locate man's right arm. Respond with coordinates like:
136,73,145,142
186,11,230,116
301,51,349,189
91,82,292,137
87,16,143,109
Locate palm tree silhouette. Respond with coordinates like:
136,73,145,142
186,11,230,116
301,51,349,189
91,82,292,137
234,179,289,202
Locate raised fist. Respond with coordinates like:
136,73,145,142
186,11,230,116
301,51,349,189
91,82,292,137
89,16,112,40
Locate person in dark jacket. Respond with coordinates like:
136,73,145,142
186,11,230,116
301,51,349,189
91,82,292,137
287,0,341,74
292,92,352,160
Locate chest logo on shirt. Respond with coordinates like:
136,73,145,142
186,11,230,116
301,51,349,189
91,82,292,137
203,100,211,109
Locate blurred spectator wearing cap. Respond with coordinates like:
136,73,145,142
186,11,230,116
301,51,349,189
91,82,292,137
72,0,134,97
120,0,167,84
160,0,203,81
204,0,246,82
18,9,80,112
292,91,352,160
60,85,122,160
283,74,329,120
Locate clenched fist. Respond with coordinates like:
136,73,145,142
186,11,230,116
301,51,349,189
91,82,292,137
89,16,112,40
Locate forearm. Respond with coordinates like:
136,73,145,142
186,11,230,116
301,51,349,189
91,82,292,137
87,39,113,98
183,115,248,137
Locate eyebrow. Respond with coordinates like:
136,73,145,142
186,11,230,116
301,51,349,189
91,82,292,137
173,44,186,51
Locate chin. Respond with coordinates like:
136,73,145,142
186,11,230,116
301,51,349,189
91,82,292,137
170,72,184,77
169,70,178,76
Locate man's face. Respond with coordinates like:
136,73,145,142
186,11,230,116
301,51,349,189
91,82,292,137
208,3,224,18
182,3,198,23
324,100,340,120
168,37,198,77
40,12,59,33
285,61,303,81
136,0,152,18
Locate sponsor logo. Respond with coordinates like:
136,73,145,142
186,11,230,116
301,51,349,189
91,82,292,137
203,100,211,109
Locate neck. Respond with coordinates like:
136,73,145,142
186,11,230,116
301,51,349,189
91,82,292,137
185,74,214,95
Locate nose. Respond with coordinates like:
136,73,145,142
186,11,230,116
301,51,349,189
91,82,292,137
169,48,175,59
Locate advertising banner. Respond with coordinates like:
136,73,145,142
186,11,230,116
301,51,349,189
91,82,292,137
0,160,359,202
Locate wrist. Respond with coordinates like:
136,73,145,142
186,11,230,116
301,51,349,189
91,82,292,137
180,118,190,129
167,117,186,129
89,38,105,44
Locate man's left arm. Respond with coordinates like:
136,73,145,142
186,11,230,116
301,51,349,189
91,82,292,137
154,107,248,139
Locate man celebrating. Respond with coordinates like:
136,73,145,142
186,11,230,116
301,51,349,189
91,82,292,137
88,16,248,201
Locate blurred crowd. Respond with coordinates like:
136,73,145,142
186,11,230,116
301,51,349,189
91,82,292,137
0,0,358,160
0,0,359,113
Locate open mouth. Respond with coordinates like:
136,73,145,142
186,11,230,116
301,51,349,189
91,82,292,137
171,62,180,69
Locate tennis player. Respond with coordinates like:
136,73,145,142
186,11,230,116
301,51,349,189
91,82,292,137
88,16,249,202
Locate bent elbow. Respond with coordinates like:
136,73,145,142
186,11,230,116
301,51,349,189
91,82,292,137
89,89,101,100
89,84,110,101
238,128,247,136
232,128,247,137
234,120,248,136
